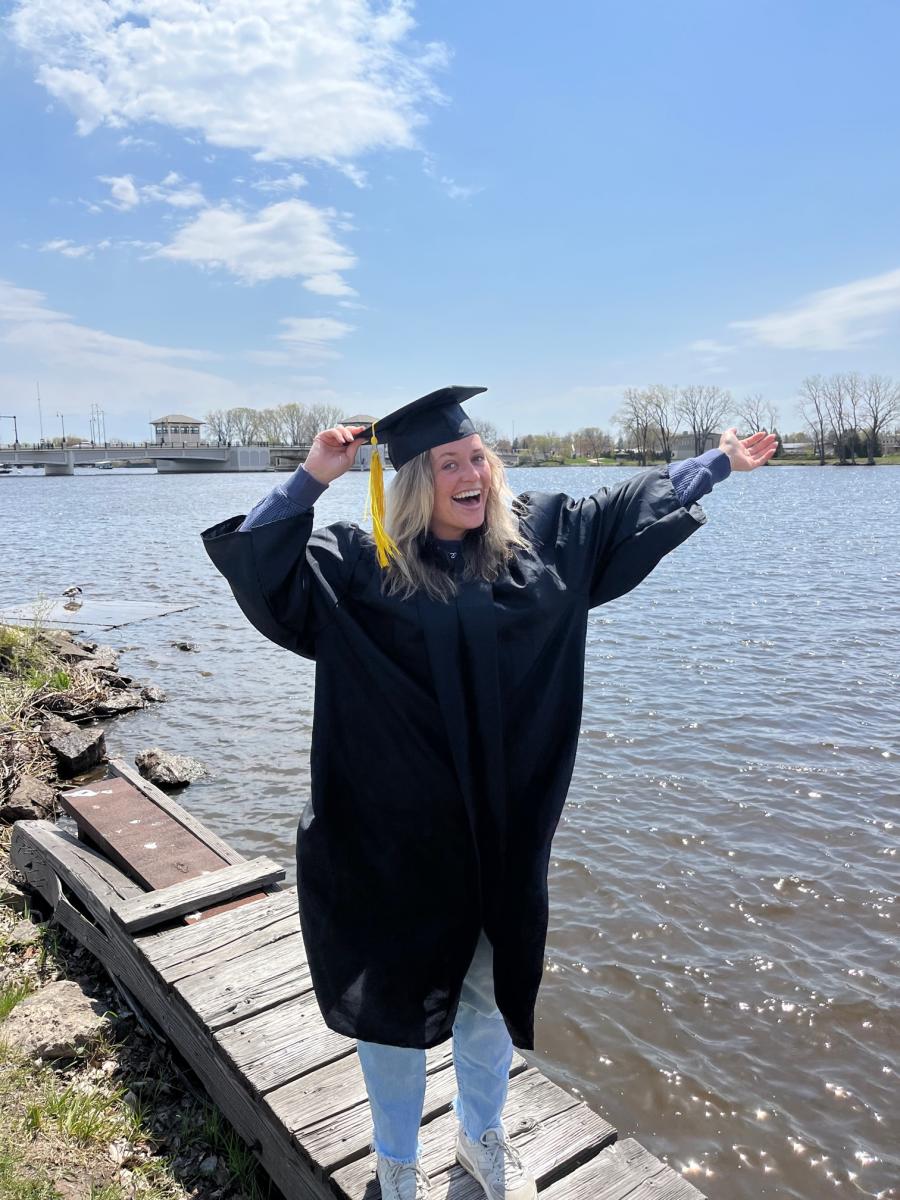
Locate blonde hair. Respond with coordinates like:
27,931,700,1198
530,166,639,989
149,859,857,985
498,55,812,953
380,443,530,601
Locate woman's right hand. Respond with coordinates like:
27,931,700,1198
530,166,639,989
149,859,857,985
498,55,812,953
304,425,367,485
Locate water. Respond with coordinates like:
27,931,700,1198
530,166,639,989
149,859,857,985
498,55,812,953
2,463,897,1199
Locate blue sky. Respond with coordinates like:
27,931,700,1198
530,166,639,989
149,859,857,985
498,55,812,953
2,0,899,444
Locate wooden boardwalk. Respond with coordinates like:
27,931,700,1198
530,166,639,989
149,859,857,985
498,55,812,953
11,761,708,1200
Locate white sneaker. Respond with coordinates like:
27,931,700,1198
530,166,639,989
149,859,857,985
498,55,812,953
376,1154,431,1199
456,1127,537,1200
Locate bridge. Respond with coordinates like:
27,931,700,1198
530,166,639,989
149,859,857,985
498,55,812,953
0,443,276,474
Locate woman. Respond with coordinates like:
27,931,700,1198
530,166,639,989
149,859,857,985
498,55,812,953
202,386,775,1200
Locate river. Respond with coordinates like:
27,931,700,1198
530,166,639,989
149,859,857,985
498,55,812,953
2,462,897,1199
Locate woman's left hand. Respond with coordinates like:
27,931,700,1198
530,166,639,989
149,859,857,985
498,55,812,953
719,428,779,471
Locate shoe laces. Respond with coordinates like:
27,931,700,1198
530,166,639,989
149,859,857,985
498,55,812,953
481,1129,528,1188
383,1158,431,1199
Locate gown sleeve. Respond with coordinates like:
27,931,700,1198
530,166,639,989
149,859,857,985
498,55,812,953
200,509,364,659
518,466,707,609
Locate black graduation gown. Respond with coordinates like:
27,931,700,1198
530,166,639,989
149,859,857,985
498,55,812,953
201,468,705,1050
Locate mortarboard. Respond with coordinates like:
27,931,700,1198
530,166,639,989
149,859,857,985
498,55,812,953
357,385,487,567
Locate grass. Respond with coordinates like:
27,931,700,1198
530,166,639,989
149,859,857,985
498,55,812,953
0,980,34,1021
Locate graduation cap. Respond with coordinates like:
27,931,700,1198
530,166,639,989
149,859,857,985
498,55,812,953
357,385,487,567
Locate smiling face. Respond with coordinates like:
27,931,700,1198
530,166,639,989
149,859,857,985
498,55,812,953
428,433,493,540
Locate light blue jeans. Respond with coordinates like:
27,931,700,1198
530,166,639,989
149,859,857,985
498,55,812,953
356,931,514,1163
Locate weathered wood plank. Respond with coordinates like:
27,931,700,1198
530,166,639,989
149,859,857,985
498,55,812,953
12,820,329,1200
61,777,232,888
152,912,300,984
332,1067,611,1199
268,1043,457,1172
110,856,286,931
273,1046,528,1176
108,758,246,865
539,1137,707,1200
139,887,299,979
10,821,144,925
175,931,312,1029
216,990,353,1094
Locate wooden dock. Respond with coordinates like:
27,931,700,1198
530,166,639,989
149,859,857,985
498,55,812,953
10,761,708,1200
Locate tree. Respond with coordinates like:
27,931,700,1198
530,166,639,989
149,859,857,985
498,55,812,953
798,375,828,465
229,407,261,444
255,407,289,444
573,426,611,460
204,409,230,443
822,374,855,464
677,385,731,456
302,403,347,443
645,385,678,462
280,402,307,445
616,388,654,466
471,416,500,448
736,392,768,434
859,374,899,464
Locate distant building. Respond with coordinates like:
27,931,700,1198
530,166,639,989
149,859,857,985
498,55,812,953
151,414,205,446
781,441,813,456
670,431,720,460
342,413,387,470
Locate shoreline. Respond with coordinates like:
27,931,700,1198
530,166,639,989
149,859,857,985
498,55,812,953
1,625,270,1200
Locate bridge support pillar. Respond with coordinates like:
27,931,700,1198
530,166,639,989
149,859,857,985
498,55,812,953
155,448,271,472
45,452,75,476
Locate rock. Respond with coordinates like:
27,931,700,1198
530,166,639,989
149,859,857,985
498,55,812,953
1,774,57,822
50,639,93,662
89,645,120,671
8,917,42,946
171,640,198,652
91,668,133,689
198,1155,219,1176
42,717,107,777
1,979,109,1059
0,879,32,914
140,685,167,703
96,690,147,716
135,748,206,789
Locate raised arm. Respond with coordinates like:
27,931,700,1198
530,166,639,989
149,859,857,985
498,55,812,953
201,424,367,658
522,431,777,610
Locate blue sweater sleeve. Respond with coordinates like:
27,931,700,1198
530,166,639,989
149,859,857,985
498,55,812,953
667,449,731,507
238,466,328,531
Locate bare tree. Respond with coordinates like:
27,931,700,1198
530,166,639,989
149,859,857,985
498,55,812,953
280,402,307,445
822,374,856,464
255,407,289,444
859,375,900,464
204,409,230,444
736,392,768,434
573,426,611,460
677,385,731,456
228,407,261,444
302,403,347,442
616,388,654,466
799,376,828,465
471,415,500,448
645,385,678,462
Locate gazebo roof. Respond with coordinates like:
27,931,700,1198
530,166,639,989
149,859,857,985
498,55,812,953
151,414,205,425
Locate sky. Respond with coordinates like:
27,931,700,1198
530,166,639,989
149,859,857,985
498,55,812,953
1,0,899,444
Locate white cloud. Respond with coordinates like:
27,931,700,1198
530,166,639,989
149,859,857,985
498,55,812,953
98,172,206,210
731,268,900,350
156,199,357,290
10,0,446,163
687,339,734,356
249,316,354,366
41,238,94,259
249,173,308,195
0,278,254,433
422,152,480,201
99,174,140,210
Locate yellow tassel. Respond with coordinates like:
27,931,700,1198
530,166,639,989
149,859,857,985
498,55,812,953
363,428,399,568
